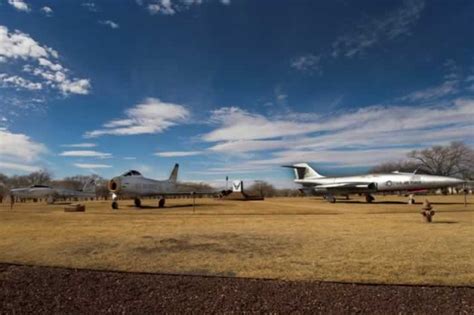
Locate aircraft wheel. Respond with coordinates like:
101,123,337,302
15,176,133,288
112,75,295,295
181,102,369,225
134,198,141,208
365,194,374,203
112,201,118,210
326,196,336,203
158,198,165,208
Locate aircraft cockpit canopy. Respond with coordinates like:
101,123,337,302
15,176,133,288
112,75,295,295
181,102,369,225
122,170,142,177
30,184,51,188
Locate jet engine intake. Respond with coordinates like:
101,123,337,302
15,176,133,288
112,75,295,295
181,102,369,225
108,178,120,192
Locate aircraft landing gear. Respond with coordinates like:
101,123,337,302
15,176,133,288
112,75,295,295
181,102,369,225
408,194,415,204
134,198,142,208
365,194,375,203
158,198,165,208
46,196,55,204
324,195,336,203
111,201,118,210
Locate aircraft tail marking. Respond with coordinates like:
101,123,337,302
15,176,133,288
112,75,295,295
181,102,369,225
283,163,324,180
82,178,96,193
168,163,179,182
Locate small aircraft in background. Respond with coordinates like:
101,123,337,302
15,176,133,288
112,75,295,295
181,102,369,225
108,163,228,209
9,178,96,206
284,163,465,204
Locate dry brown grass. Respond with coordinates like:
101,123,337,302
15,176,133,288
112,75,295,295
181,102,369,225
0,195,472,286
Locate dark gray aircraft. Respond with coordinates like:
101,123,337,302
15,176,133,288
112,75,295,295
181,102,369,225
10,178,96,205
285,163,465,203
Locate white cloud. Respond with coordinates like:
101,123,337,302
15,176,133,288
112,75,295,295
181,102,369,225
292,0,425,73
81,2,98,12
0,161,40,173
99,20,120,29
85,98,190,137
290,54,321,73
0,74,42,90
148,0,175,15
0,26,58,60
0,128,47,162
0,25,91,95
0,128,46,174
142,0,228,16
41,6,53,16
8,0,30,12
123,156,136,160
155,151,202,157
331,0,425,58
61,143,97,148
199,98,474,168
59,150,112,158
74,163,112,169
400,59,461,102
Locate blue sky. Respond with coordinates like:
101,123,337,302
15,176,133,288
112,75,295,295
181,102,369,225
0,0,473,187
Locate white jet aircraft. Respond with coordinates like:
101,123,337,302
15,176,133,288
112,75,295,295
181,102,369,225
284,163,465,203
10,178,96,205
108,164,228,209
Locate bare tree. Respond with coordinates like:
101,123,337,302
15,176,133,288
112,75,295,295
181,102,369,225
246,181,277,197
27,170,52,185
408,142,474,178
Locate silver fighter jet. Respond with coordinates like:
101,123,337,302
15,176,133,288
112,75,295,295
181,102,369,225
10,178,96,205
284,163,464,203
108,163,227,209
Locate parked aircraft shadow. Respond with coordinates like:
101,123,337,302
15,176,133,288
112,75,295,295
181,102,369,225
52,202,72,205
126,204,217,210
334,200,409,205
428,202,472,205
430,220,459,224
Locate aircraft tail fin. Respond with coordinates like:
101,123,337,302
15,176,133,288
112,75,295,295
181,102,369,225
282,163,324,180
168,163,179,182
82,178,96,193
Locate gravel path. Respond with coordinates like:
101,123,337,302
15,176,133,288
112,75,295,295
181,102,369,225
0,264,472,314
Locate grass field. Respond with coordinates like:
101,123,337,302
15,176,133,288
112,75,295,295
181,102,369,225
0,195,472,286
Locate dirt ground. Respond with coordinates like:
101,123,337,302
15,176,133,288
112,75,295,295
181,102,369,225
0,263,472,314
0,195,472,286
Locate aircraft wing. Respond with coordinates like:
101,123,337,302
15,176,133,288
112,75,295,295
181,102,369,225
315,182,373,188
313,182,376,192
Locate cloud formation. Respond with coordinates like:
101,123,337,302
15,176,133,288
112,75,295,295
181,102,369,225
61,143,97,148
0,74,42,90
7,0,30,12
141,0,229,16
0,128,46,173
59,150,112,158
81,2,98,12
292,0,425,73
200,98,474,168
331,0,425,58
0,25,91,95
85,98,190,137
99,20,120,29
290,54,321,74
40,6,53,16
74,163,112,169
155,151,202,157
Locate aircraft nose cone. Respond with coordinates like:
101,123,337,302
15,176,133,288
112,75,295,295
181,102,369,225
451,178,465,185
108,177,121,192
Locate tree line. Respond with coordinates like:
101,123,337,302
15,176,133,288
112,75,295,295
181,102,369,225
370,142,473,179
